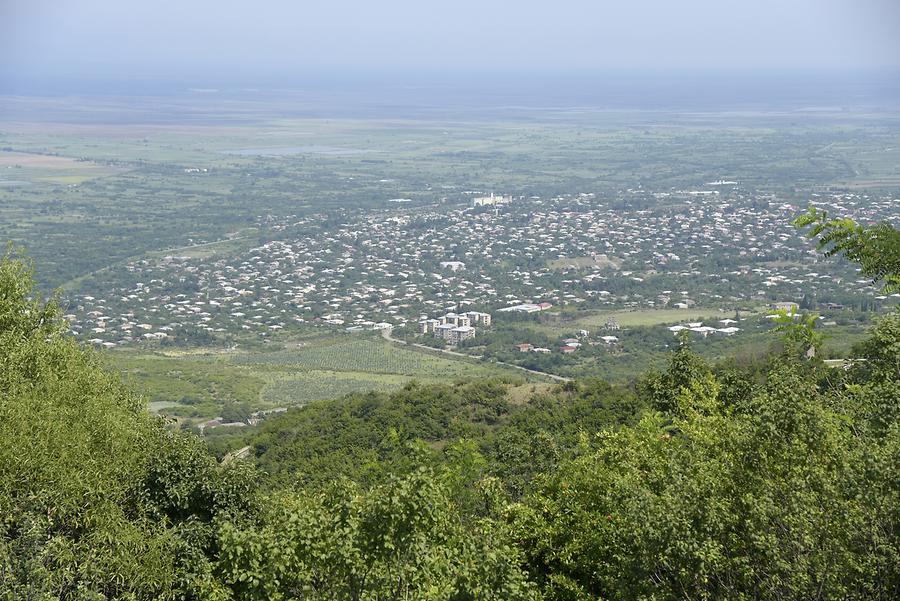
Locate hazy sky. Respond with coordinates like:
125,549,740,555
2,0,899,88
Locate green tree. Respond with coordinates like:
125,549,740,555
0,248,253,599
210,467,538,600
513,354,899,600
640,335,719,416
794,206,900,292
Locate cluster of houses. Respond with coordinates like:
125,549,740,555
419,311,492,344
515,329,620,355
668,320,741,337
63,190,897,347
514,343,552,354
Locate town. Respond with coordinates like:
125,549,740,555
64,187,898,353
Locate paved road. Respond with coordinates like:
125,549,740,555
380,329,572,383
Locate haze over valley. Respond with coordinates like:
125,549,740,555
2,1,899,599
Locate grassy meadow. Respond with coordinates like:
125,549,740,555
105,334,526,425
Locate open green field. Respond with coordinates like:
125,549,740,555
0,151,125,184
575,308,757,329
234,337,508,378
106,334,524,425
515,307,761,339
258,370,410,406
109,352,265,407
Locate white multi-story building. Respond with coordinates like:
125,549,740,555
464,311,491,326
449,325,475,344
435,323,455,340
419,318,442,334
423,311,492,344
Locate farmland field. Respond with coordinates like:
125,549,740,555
516,308,761,339
574,308,759,329
233,338,510,378
0,151,124,185
106,334,524,424
110,352,265,406
258,370,409,406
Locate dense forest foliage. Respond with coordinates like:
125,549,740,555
229,376,645,496
1,211,899,599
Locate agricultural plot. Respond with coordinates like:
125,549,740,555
105,335,518,423
514,308,750,340
575,308,753,329
0,151,123,185
109,352,265,406
259,370,409,406
233,338,501,378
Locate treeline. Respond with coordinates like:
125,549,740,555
219,376,646,496
1,210,899,599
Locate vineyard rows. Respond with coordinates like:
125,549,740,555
260,370,407,405
235,339,489,377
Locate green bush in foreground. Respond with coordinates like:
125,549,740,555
0,248,257,599
209,468,536,600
